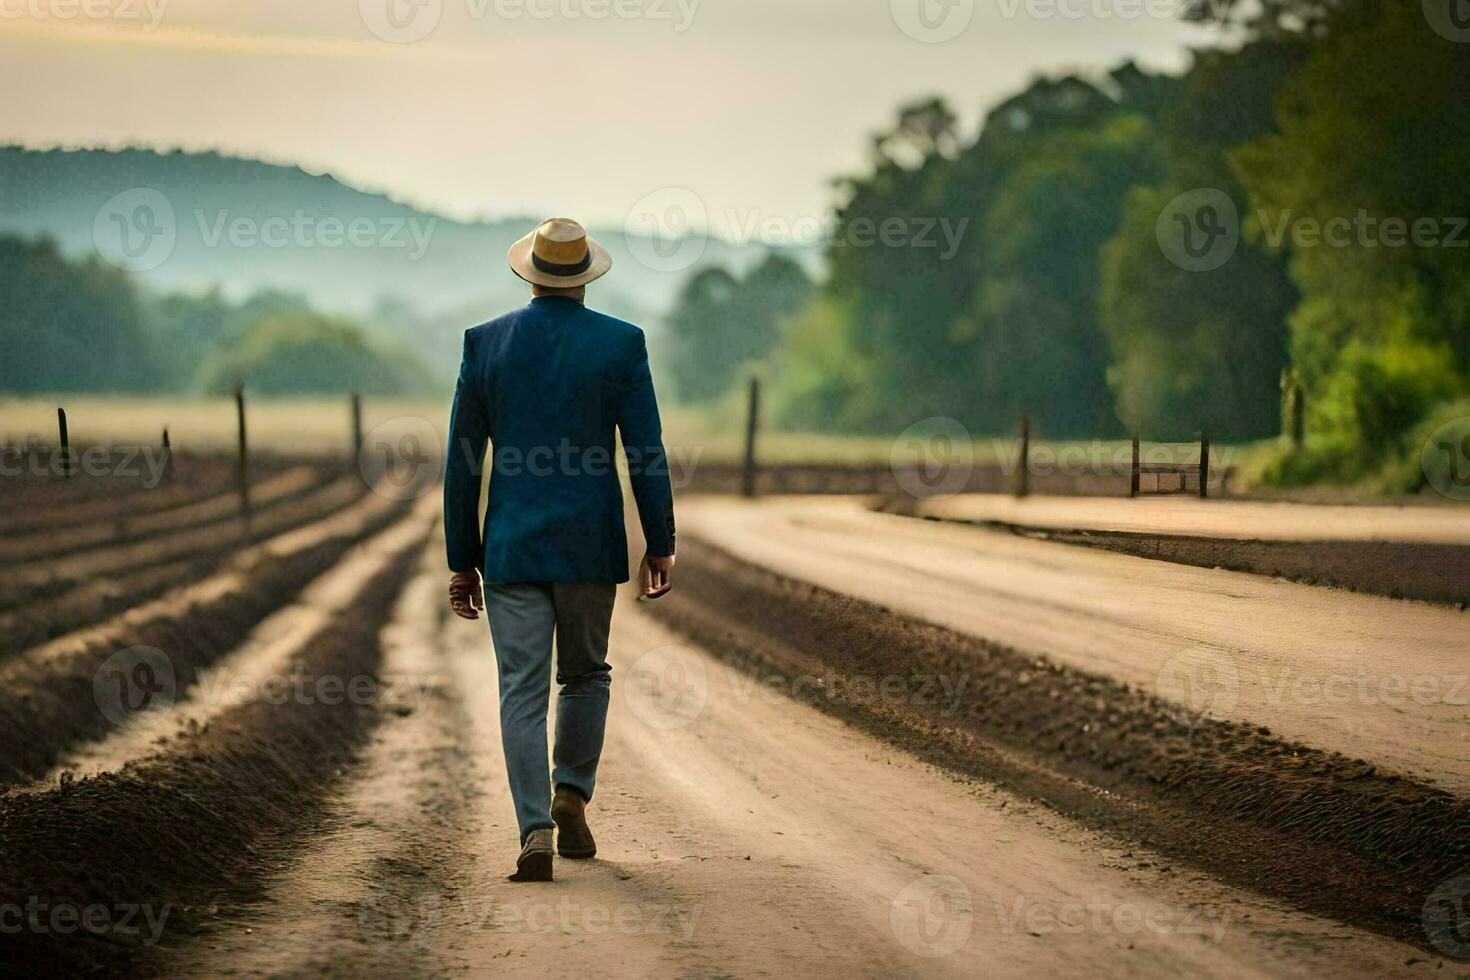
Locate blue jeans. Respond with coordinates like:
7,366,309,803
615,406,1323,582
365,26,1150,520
483,581,617,843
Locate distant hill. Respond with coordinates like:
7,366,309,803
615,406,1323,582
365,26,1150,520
0,147,815,368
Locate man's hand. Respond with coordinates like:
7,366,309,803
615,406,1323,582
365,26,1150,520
449,570,485,620
639,553,675,600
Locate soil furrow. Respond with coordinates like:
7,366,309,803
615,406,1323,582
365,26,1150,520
0,492,410,785
0,455,294,533
0,558,202,659
0,507,434,977
0,475,367,610
947,518,1470,608
0,465,329,565
160,545,481,979
646,533,1469,957
0,472,376,659
31,503,440,785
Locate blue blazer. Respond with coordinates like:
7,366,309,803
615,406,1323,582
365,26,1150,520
443,296,676,583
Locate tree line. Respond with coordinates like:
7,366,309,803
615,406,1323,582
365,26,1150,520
665,0,1469,488
0,235,435,398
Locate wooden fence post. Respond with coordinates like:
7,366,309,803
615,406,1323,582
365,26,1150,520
1130,436,1141,498
234,385,251,521
350,393,364,461
741,377,760,499
1199,433,1211,500
1015,413,1031,498
57,407,72,479
1290,385,1305,449
1282,370,1306,449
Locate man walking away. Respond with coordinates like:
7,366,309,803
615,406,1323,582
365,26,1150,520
443,217,677,882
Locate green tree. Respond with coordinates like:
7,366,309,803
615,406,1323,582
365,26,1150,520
197,311,433,396
0,235,158,393
807,75,1165,436
145,288,316,391
1233,0,1470,476
739,253,814,362
144,287,235,390
1099,40,1305,441
770,297,876,431
666,266,739,402
821,96,968,428
666,255,812,402
959,110,1161,436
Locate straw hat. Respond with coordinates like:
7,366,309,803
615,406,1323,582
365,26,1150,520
507,217,613,288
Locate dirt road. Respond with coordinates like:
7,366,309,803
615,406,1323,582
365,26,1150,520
164,550,1432,978
916,492,1470,544
677,496,1470,796
902,493,1470,605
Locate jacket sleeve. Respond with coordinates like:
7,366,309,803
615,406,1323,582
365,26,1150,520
444,330,491,573
616,331,677,557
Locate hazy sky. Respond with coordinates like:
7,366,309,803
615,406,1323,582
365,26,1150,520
0,0,1218,237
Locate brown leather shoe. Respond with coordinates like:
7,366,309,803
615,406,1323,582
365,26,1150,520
508,828,554,882
550,785,596,859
